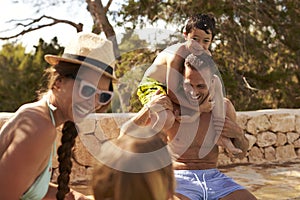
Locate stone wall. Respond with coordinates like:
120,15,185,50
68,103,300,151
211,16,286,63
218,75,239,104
1,109,300,185
219,109,300,166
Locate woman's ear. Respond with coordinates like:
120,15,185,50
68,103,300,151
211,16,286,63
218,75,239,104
52,77,63,90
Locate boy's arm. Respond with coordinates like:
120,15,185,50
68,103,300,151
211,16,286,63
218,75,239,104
214,99,249,159
166,47,185,103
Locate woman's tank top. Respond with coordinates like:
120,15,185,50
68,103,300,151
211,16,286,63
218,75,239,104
21,97,56,200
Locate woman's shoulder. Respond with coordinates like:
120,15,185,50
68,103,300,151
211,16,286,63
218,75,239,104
14,102,56,138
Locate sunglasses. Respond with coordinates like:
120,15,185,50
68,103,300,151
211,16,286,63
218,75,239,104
77,79,114,105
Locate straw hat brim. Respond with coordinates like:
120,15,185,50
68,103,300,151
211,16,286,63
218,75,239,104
45,54,117,81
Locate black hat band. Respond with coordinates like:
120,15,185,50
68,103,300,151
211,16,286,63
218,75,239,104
62,53,113,75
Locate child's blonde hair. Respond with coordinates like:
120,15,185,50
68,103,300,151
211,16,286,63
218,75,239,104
92,134,175,200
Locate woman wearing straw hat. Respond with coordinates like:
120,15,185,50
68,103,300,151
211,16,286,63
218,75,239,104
0,32,116,200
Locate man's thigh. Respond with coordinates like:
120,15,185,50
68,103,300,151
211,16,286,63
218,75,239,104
220,189,257,200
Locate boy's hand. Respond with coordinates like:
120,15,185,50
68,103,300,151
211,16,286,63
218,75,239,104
186,39,212,56
199,95,214,113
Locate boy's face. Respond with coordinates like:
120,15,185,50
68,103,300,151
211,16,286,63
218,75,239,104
183,66,212,106
185,28,213,51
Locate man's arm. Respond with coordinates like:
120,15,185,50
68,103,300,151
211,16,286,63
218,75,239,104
120,91,175,137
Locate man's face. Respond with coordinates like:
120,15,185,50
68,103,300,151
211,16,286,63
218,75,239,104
183,66,212,106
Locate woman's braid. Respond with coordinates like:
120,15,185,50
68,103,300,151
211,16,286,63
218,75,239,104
56,121,78,200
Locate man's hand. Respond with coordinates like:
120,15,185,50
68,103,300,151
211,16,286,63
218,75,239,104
146,89,173,112
146,90,175,132
119,89,175,138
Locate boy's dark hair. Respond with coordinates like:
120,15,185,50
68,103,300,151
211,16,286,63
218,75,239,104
184,13,216,40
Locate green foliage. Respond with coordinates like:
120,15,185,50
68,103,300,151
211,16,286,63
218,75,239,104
114,48,157,113
114,32,157,112
118,0,300,110
2,1,300,111
0,38,64,111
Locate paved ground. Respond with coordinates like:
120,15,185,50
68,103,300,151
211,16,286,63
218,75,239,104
220,161,300,200
73,160,300,200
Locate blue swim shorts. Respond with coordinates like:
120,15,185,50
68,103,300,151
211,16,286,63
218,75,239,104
174,169,245,200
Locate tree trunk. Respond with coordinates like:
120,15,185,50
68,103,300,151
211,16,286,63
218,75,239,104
86,0,120,59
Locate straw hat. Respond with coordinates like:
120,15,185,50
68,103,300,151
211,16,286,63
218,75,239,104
44,32,117,80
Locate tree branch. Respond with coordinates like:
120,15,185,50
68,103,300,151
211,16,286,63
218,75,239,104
0,15,83,40
104,0,113,13
242,76,259,91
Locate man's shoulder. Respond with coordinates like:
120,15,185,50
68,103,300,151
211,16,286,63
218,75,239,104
224,98,237,117
224,98,234,107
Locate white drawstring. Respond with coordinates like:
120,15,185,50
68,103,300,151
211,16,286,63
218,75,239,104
194,173,208,200
202,173,208,200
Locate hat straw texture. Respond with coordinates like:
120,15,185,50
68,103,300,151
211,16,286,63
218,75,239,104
44,32,117,80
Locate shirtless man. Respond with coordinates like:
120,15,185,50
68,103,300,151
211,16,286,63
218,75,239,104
135,13,244,154
136,14,221,135
166,53,257,200
121,53,257,200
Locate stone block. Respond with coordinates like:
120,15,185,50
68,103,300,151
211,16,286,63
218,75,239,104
257,131,277,147
73,135,98,167
296,148,300,157
231,156,248,164
296,115,300,133
264,146,276,161
276,145,297,161
293,139,300,148
236,113,250,130
245,133,257,150
246,117,258,135
287,132,299,144
248,146,264,163
275,132,287,147
70,162,90,184
269,113,295,132
246,114,272,135
217,153,232,166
